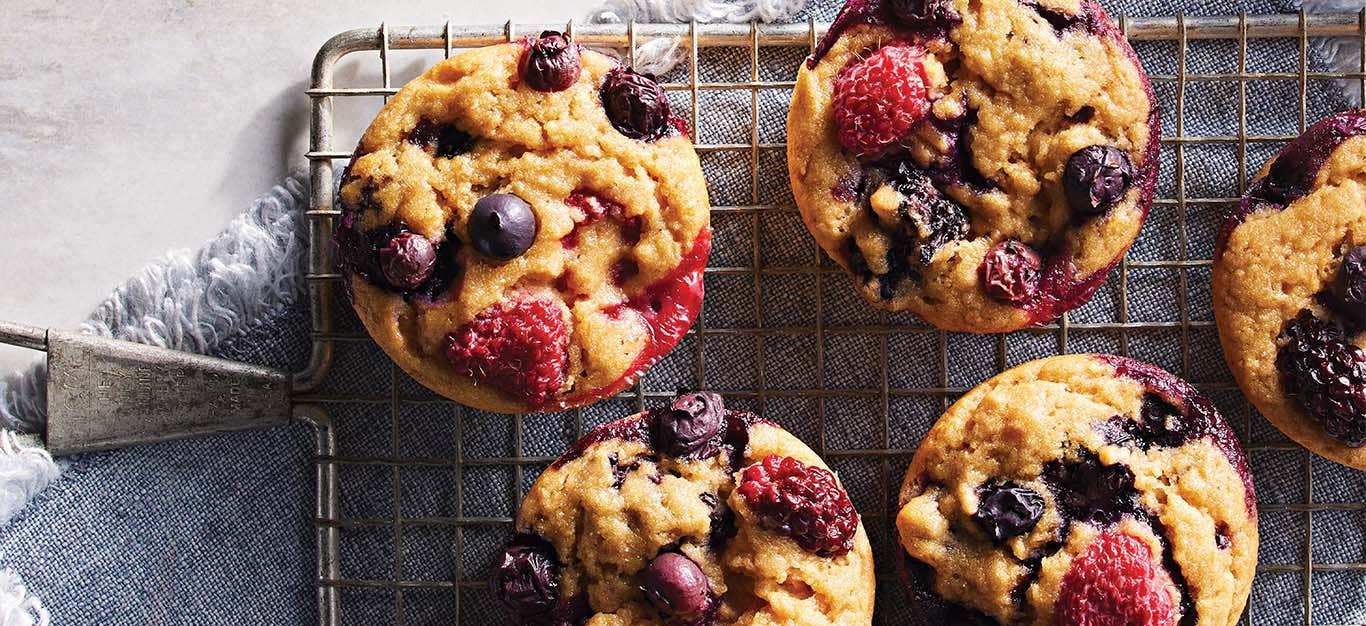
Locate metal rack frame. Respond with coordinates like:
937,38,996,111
301,13,1366,625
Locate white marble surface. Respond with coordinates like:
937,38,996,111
0,0,601,372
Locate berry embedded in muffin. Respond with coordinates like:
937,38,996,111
1213,110,1366,469
787,0,1159,333
895,355,1257,626
492,392,877,625
334,32,711,414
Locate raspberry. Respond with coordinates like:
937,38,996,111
885,162,971,267
1276,310,1366,447
1057,531,1179,626
445,298,569,408
735,455,858,557
832,45,930,157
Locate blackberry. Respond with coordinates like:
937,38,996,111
1276,310,1366,447
1041,451,1140,527
880,162,970,264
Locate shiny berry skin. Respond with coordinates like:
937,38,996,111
490,535,561,624
1336,246,1366,327
1064,145,1134,216
888,0,960,26
980,239,1042,306
642,552,714,622
652,391,725,457
972,483,1045,543
832,45,930,157
470,194,538,261
601,67,672,140
1057,531,1179,626
1276,310,1366,447
520,31,581,92
406,118,473,158
445,298,568,407
378,232,436,291
736,455,858,557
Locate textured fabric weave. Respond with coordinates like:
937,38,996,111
0,1,1362,624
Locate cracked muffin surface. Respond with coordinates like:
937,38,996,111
1213,110,1366,469
895,355,1257,626
493,393,876,625
335,35,710,413
787,0,1158,332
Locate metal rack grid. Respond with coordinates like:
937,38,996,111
300,13,1366,626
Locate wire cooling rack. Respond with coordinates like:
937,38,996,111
299,13,1366,626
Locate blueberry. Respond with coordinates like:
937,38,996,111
1064,145,1133,216
469,194,537,260
980,239,1042,306
520,31,581,92
601,67,672,140
972,483,1045,542
378,232,437,291
888,0,959,27
407,118,473,158
652,392,724,457
1337,246,1366,326
490,535,561,623
642,552,713,621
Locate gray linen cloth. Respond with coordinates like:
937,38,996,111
0,0,1362,624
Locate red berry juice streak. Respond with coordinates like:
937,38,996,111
1095,354,1257,517
811,0,1161,327
1216,110,1366,258
1019,0,1161,327
557,228,712,409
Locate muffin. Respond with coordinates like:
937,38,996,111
491,392,876,625
787,0,1159,332
1213,110,1366,469
334,32,710,413
895,355,1257,625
